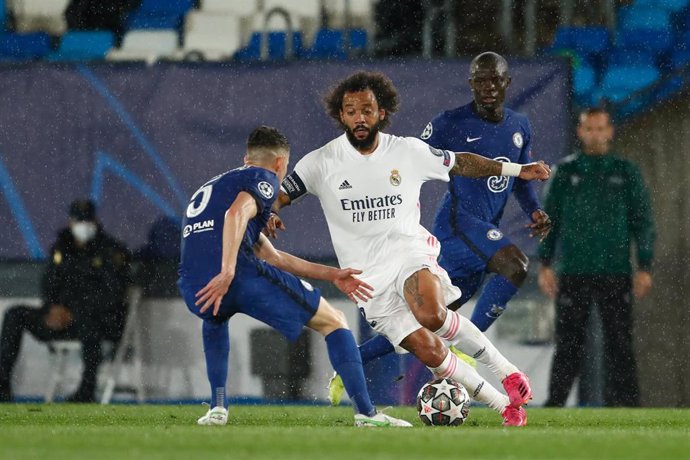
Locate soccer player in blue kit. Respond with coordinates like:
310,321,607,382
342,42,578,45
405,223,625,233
421,51,553,330
178,126,411,427
327,54,552,406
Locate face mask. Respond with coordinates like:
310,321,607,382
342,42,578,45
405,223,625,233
71,222,97,244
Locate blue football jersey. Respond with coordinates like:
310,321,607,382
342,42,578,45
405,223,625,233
179,165,279,283
421,102,540,238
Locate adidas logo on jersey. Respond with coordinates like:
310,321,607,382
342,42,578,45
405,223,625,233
339,180,352,190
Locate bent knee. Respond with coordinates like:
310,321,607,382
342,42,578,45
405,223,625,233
418,308,446,332
493,248,529,286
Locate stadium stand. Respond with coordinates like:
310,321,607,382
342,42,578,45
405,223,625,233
47,30,114,61
107,29,178,63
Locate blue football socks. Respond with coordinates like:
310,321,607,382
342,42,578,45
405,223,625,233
471,275,518,332
358,334,395,365
202,320,229,409
325,329,376,416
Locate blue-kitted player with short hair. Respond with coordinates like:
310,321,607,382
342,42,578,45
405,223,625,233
178,125,411,427
422,51,552,330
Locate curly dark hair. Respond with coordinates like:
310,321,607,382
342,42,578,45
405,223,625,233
323,71,400,129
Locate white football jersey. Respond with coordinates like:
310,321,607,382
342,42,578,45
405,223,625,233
282,132,455,290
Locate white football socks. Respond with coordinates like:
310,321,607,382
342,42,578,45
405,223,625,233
435,309,518,381
428,351,508,413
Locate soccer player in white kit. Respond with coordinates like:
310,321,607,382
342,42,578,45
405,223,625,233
273,72,550,426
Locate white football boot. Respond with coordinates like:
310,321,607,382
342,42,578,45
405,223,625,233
354,409,412,427
197,406,228,426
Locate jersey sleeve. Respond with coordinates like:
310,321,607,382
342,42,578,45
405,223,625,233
512,117,542,217
419,113,448,150
241,170,278,213
406,137,456,183
280,151,320,202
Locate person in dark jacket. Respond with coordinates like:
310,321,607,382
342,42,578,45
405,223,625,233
0,199,131,403
538,107,656,407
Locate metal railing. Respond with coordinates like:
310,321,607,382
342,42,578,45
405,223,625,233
261,6,295,60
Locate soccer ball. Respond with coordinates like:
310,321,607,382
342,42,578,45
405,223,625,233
416,377,470,426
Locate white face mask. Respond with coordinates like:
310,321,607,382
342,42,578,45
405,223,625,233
71,222,97,244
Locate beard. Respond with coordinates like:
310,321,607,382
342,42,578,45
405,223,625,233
344,121,381,151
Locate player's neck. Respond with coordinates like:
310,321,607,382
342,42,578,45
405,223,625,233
245,160,278,174
474,103,504,123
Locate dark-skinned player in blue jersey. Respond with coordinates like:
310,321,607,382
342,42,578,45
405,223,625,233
178,126,411,427
327,53,551,406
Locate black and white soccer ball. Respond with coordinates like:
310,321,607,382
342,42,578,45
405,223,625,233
416,377,471,426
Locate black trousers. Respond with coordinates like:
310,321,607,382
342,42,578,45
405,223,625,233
0,305,104,399
545,275,639,407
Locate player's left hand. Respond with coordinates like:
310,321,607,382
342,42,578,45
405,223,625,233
633,270,652,299
332,268,374,304
519,161,551,181
263,212,286,239
196,270,234,316
527,209,553,242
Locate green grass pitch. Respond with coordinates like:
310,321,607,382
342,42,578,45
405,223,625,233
1,404,689,459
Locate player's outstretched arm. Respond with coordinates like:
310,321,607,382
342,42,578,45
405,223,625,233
254,233,373,303
451,153,551,180
196,192,258,316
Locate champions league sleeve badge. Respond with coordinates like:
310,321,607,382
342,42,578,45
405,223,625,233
513,132,524,148
390,169,402,186
420,122,433,140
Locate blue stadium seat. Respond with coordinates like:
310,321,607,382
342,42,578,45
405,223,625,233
607,49,657,67
234,32,304,61
671,49,690,68
618,7,670,30
126,0,194,30
302,28,368,60
635,0,689,12
0,0,5,33
303,29,346,60
548,26,610,57
0,32,52,61
138,0,194,15
601,65,661,102
573,63,596,97
47,31,115,61
617,28,673,53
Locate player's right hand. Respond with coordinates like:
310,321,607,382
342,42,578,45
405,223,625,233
332,268,374,304
519,161,551,181
263,212,286,239
196,271,234,316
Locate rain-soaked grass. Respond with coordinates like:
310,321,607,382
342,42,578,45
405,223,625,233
0,404,688,459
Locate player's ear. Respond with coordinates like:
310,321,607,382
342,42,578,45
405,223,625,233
379,109,385,121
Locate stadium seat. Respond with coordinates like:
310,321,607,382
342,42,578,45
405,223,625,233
634,0,689,13
607,49,657,67
548,26,610,57
618,7,671,31
107,30,178,63
301,28,367,60
601,65,661,102
181,11,242,61
47,31,115,61
125,0,194,30
44,287,146,404
201,0,257,15
616,28,673,53
573,63,596,98
0,32,52,61
10,0,69,35
234,31,304,61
